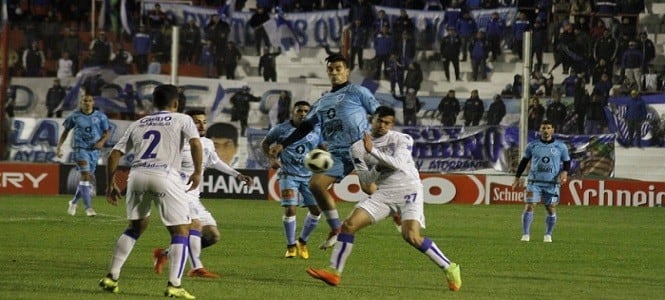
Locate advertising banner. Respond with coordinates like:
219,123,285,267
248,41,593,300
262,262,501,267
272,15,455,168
199,169,269,200
0,162,60,195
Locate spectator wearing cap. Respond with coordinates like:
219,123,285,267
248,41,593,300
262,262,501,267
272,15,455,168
624,90,647,148
621,40,644,91
132,25,151,73
456,12,478,62
440,27,462,82
486,95,506,126
485,12,505,61
639,32,655,73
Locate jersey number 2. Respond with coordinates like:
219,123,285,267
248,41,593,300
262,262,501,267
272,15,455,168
140,130,161,159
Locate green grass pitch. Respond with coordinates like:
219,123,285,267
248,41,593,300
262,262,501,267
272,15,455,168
1,195,664,299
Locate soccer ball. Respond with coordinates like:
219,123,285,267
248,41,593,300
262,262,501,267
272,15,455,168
304,149,334,173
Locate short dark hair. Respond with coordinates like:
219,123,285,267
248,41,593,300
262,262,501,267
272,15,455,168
152,84,179,109
185,109,206,117
374,106,395,118
206,122,238,146
293,100,310,108
325,53,348,68
540,119,554,127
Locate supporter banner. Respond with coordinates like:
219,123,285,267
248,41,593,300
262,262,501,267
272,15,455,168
123,2,516,47
0,162,60,195
248,126,615,174
607,94,665,147
486,175,665,207
9,117,134,165
267,169,484,204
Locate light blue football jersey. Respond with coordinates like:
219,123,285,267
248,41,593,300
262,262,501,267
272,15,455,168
307,84,379,152
63,109,110,149
523,139,571,184
265,120,322,177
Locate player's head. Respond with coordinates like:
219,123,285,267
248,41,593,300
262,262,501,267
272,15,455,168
152,84,179,111
370,106,395,137
207,122,239,165
325,54,350,86
80,95,95,113
186,109,207,136
291,101,310,125
539,120,555,140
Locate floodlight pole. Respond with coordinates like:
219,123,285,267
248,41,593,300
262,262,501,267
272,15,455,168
170,25,180,85
519,31,532,160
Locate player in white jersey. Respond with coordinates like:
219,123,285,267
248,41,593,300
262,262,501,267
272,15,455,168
153,109,253,278
306,106,462,292
100,84,201,299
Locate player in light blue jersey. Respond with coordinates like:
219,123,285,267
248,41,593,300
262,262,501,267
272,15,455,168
269,54,380,250
57,94,110,217
513,120,571,243
262,101,323,259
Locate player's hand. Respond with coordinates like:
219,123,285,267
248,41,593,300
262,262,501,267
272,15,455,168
512,177,523,189
94,141,104,150
106,184,122,206
187,173,202,192
237,174,253,186
269,144,284,158
362,132,373,153
559,172,568,184
269,157,282,169
56,147,63,158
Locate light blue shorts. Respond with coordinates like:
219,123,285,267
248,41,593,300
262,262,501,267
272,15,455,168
279,174,317,207
525,184,560,206
72,149,99,173
323,150,354,182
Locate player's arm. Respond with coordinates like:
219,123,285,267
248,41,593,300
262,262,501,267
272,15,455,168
513,158,531,188
56,128,71,158
269,117,317,157
351,140,379,185
261,132,281,169
366,133,412,171
559,144,572,183
106,149,123,205
188,137,203,192
94,129,111,150
208,146,253,186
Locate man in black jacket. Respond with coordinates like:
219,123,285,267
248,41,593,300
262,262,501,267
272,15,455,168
46,78,66,118
440,27,462,82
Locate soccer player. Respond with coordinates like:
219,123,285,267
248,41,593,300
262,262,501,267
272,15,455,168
153,109,253,278
100,84,202,299
512,119,571,243
261,101,323,259
269,54,380,250
306,106,462,291
56,94,110,217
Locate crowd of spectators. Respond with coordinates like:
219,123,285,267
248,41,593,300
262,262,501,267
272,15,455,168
3,0,663,138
